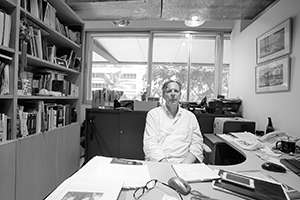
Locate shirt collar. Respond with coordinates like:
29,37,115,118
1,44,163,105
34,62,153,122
163,104,182,119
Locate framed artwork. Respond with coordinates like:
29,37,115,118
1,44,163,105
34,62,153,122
256,18,292,64
255,55,290,93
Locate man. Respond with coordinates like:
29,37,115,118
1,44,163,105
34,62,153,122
143,80,205,164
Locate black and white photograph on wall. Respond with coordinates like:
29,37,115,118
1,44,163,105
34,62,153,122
256,18,292,64
255,55,290,93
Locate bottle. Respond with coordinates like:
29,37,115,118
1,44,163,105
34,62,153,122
266,117,275,134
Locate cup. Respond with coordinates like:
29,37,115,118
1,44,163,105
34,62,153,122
276,140,296,153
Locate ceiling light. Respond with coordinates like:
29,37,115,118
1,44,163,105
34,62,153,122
111,19,131,27
184,16,205,27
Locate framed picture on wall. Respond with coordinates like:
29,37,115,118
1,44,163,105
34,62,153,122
256,18,292,64
255,55,290,93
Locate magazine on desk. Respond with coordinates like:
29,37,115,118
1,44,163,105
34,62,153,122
171,163,220,183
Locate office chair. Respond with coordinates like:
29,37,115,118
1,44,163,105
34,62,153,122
202,143,212,164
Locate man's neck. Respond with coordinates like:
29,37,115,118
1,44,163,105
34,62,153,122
166,104,179,118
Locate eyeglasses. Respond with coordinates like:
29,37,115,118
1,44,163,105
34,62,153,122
133,179,183,200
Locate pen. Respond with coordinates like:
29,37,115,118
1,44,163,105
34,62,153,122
226,132,238,139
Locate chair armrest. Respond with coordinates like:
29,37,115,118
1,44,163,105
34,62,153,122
202,143,212,154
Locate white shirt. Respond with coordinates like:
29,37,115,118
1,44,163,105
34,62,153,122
143,105,204,164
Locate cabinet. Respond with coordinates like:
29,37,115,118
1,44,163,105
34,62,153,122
84,109,242,163
203,134,245,165
0,0,84,199
85,109,147,162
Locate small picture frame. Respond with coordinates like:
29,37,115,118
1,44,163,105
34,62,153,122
256,18,292,64
55,57,68,68
255,55,290,93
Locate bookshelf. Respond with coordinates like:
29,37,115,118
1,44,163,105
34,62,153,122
0,0,84,199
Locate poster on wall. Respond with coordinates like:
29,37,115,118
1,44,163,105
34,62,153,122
255,55,290,93
256,18,292,64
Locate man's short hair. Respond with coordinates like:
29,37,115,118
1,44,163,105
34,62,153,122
162,80,182,92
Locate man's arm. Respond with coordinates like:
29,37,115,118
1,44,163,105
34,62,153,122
188,114,204,163
181,152,197,164
143,110,166,162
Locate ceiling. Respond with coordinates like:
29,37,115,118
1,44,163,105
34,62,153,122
65,0,279,65
65,0,278,22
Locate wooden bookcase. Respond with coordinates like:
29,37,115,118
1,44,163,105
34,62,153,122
0,0,84,199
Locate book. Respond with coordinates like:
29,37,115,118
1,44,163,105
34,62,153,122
30,0,39,18
0,10,5,45
171,163,220,183
212,169,290,200
3,12,11,47
0,113,7,142
0,62,9,95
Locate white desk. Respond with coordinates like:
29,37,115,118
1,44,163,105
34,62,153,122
119,134,300,200
48,134,300,200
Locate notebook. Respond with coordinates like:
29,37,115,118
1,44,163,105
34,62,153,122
171,163,220,183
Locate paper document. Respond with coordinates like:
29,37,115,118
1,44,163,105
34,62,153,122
45,173,124,200
219,132,265,151
172,163,220,182
98,163,151,188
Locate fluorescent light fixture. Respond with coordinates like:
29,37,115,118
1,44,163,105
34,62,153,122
184,16,205,27
111,19,131,27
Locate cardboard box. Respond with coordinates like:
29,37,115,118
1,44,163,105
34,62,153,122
133,101,158,111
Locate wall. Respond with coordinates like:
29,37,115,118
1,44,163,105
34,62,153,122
229,0,300,136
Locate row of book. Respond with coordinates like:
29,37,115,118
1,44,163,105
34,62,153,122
17,101,76,138
21,0,81,45
51,46,81,71
20,17,81,72
0,9,11,47
18,69,79,97
0,59,9,95
92,89,124,109
0,113,12,142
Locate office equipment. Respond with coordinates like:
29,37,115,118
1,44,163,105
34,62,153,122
280,158,300,177
213,169,290,200
171,163,220,182
259,131,287,142
214,117,256,134
168,177,191,195
261,162,286,173
221,171,255,189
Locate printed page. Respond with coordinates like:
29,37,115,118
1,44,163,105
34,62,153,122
45,173,124,200
172,163,220,182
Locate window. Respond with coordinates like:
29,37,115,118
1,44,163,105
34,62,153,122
85,32,230,103
86,33,149,100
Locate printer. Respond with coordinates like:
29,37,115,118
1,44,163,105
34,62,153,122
214,117,256,134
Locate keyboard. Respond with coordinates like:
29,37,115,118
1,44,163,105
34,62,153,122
280,157,300,177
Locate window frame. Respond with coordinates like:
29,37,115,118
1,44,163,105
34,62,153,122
83,31,230,104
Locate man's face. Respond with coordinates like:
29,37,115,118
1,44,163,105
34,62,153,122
163,82,181,107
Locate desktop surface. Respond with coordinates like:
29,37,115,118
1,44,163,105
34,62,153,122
47,133,300,200
119,134,300,200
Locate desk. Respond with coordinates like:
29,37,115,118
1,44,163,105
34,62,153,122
119,134,300,200
48,134,300,200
